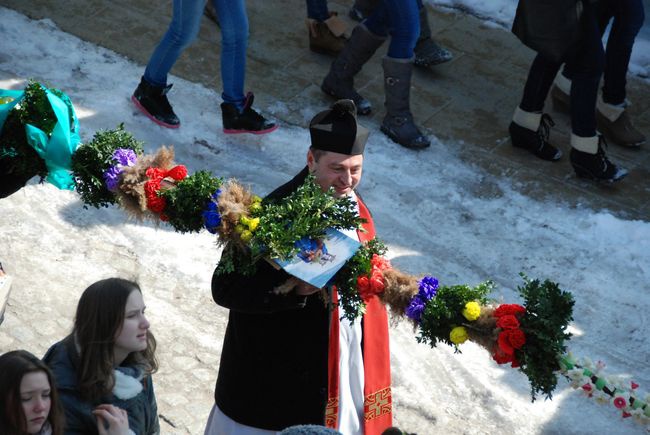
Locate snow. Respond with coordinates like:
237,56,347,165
1,5,649,435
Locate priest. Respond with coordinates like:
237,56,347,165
205,99,392,435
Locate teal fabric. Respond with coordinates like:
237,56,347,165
24,88,80,190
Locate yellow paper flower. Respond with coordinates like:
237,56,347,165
450,326,468,344
249,202,262,213
0,96,14,105
462,301,481,321
240,230,253,243
235,223,245,234
247,217,260,232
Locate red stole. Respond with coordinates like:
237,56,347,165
325,197,392,434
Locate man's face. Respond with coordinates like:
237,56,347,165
307,149,364,197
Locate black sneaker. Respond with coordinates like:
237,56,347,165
509,114,562,161
131,77,180,128
570,136,628,183
221,92,278,135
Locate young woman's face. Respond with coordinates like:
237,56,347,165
114,290,150,358
20,371,51,434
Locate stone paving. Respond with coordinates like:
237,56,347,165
1,1,650,433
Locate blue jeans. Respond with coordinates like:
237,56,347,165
305,0,329,21
363,0,420,59
520,1,604,137
143,0,249,109
599,0,645,105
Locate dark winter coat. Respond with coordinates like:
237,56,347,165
212,167,334,430
43,336,160,435
512,0,594,62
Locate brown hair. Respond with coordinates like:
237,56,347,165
73,278,158,401
0,350,64,435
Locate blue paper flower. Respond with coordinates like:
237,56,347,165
202,189,223,234
103,165,122,191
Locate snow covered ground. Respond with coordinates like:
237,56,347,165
1,5,649,435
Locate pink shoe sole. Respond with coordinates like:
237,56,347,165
131,95,180,129
223,124,279,135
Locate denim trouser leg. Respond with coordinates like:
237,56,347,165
144,0,205,87
212,0,248,108
305,0,330,21
364,0,419,59
599,0,645,105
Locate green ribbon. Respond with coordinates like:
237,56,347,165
24,88,80,190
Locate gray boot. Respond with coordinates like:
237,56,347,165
321,24,385,115
414,7,453,67
380,57,430,149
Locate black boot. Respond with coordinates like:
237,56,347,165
131,77,180,128
570,136,628,182
321,25,385,115
414,7,453,67
380,57,430,149
221,92,278,135
509,114,562,161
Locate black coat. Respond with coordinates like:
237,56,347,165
212,167,332,430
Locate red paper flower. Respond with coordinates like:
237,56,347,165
497,331,515,355
506,328,526,349
494,304,525,318
496,314,520,330
370,254,391,272
147,196,166,213
613,396,627,409
166,165,188,180
493,344,515,365
146,167,165,179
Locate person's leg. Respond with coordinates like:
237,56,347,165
375,0,429,149
214,0,277,134
306,0,330,21
212,0,247,108
306,0,348,55
569,2,627,181
601,0,644,105
593,0,646,147
509,53,563,161
321,6,387,115
144,0,205,87
133,0,204,128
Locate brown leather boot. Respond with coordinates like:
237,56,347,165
307,13,348,56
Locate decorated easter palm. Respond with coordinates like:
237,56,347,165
2,82,649,427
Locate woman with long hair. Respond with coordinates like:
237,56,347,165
43,278,159,434
0,350,64,435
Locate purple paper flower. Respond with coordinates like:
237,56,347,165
112,148,137,166
103,165,122,191
405,275,439,323
102,149,138,191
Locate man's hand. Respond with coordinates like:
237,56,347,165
294,280,321,296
